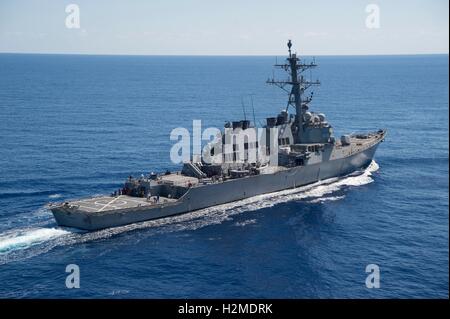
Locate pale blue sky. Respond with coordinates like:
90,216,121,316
0,0,448,55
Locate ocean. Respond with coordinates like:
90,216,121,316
0,53,448,298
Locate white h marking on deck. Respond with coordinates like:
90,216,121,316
97,196,122,212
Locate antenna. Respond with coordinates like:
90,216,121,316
287,39,292,57
266,40,320,143
250,94,256,127
249,94,259,163
241,96,247,120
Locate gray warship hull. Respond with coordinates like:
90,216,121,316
51,138,382,231
50,41,386,231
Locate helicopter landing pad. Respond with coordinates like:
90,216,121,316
67,195,155,213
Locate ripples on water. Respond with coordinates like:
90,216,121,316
0,54,447,298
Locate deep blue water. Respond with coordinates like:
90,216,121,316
0,54,448,298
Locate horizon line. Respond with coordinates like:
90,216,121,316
0,51,448,58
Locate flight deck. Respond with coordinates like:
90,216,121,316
51,195,175,213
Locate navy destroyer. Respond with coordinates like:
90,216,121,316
49,41,386,230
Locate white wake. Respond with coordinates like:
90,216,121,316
0,160,379,265
0,228,70,254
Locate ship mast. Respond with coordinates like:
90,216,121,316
267,40,320,143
